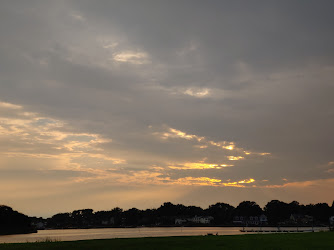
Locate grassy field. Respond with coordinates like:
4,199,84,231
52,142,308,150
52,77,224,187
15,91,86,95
0,232,333,250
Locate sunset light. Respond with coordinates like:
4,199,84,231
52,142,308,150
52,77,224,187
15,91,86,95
1,0,333,226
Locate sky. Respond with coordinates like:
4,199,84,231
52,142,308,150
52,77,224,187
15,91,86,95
1,0,334,217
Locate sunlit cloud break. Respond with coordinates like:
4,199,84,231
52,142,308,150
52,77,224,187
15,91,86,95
152,126,270,157
168,162,234,170
155,127,204,142
228,156,244,161
169,177,256,187
113,51,149,64
183,88,210,98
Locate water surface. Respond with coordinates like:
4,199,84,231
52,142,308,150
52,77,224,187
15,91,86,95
0,227,327,243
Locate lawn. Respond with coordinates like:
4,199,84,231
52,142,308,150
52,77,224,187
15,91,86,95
0,231,333,250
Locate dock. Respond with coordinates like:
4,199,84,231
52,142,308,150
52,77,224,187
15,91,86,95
240,229,314,233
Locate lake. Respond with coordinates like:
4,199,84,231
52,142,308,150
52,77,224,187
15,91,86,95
0,227,328,243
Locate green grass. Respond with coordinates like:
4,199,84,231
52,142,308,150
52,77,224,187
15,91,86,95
0,232,333,250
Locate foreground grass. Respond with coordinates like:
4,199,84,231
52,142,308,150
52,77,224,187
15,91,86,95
0,232,333,250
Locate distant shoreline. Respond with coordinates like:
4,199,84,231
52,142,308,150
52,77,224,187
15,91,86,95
0,230,37,236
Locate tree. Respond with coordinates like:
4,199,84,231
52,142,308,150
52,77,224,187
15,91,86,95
71,209,94,227
0,205,34,235
184,206,203,217
123,208,141,226
156,202,187,225
288,201,302,214
312,203,331,223
235,201,262,217
264,200,290,225
141,209,157,226
47,212,72,228
157,202,178,217
110,207,123,226
206,202,234,224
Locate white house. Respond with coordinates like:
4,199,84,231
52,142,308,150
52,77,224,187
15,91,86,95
188,216,214,224
188,216,201,224
232,216,245,224
233,214,267,225
330,216,334,224
290,214,313,224
259,214,268,223
175,216,214,225
198,216,214,224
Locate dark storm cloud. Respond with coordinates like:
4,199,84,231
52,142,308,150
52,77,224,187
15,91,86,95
72,0,334,72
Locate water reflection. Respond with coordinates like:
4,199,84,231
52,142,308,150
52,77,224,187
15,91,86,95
0,227,328,243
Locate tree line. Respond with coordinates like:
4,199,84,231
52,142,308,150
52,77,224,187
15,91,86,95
2,200,333,234
40,200,334,229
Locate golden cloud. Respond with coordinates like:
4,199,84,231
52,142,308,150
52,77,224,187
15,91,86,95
168,162,234,170
183,88,210,98
152,126,270,157
166,176,255,187
227,156,244,161
113,51,149,64
156,127,204,141
0,101,125,173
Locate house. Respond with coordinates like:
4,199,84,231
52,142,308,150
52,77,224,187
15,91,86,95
233,214,267,225
304,215,314,223
248,216,260,225
329,216,334,224
32,221,46,230
290,214,313,224
233,216,245,224
188,216,214,224
198,216,214,224
30,217,47,230
175,216,214,225
259,214,268,224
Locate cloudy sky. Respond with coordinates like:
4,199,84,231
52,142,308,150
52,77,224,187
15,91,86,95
1,0,334,217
